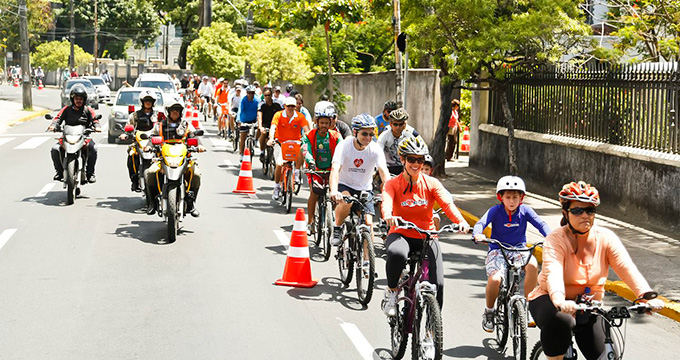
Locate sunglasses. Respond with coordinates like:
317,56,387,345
568,207,596,215
405,156,425,164
391,122,406,127
358,131,373,137
264,94,272,97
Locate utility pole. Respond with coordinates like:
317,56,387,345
93,0,98,71
69,0,75,69
204,0,212,27
244,0,253,81
393,0,403,107
164,24,169,65
18,0,32,109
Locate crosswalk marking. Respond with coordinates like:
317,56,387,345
14,136,49,149
0,229,18,253
36,183,56,197
0,137,16,147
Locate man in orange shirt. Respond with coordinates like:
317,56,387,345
214,78,230,136
267,97,310,200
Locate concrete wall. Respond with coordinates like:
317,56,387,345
298,69,441,144
470,124,680,230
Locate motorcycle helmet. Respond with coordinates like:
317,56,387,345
314,101,336,119
139,90,157,105
70,84,88,105
351,113,376,130
398,136,429,156
286,83,294,93
165,99,184,119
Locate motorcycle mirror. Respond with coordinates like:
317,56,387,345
139,133,149,140
151,136,163,145
124,124,134,133
186,138,198,147
45,114,53,120
95,114,102,120
194,129,204,137
128,105,135,114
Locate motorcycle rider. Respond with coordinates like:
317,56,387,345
119,90,160,192
143,100,206,217
47,84,101,183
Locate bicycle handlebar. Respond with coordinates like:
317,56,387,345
394,218,460,237
476,238,543,252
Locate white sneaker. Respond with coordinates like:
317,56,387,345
307,223,314,236
331,226,343,246
482,309,494,333
294,170,301,185
272,187,281,201
382,290,398,317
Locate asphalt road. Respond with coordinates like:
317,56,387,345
0,92,678,359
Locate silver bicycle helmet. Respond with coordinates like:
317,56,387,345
351,113,376,130
314,101,336,119
398,136,429,156
389,108,409,122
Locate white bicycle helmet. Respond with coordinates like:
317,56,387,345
314,101,336,119
496,176,526,194
351,113,376,130
398,136,429,156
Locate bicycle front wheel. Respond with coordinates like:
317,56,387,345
390,288,409,360
529,341,546,360
320,200,333,261
496,296,509,349
337,231,354,286
356,228,375,305
285,167,293,213
412,293,443,360
511,300,528,360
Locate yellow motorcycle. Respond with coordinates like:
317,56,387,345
123,124,154,192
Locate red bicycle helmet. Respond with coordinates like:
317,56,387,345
558,181,600,206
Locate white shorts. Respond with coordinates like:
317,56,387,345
273,143,284,166
485,249,529,278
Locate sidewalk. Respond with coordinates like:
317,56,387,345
0,100,49,133
439,156,680,321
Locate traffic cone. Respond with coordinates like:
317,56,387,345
460,126,470,153
233,148,256,194
192,111,201,128
37,79,43,90
13,77,19,87
275,208,317,288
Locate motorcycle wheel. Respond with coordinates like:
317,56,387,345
167,183,180,243
65,157,77,205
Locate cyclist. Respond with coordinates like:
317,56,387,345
331,117,352,139
420,155,443,230
294,94,313,123
527,181,664,360
473,176,551,332
381,136,470,316
273,86,286,103
303,101,342,234
238,85,261,161
144,100,206,216
377,108,421,176
267,97,310,200
329,114,390,247
375,100,398,135
228,85,244,138
197,76,214,118
119,90,160,192
257,88,284,163
215,78,231,137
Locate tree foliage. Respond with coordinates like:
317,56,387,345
186,22,244,78
0,0,53,52
31,40,93,72
242,32,314,84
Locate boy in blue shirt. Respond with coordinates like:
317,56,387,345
473,176,551,332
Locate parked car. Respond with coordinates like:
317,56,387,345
61,79,99,109
133,73,182,107
107,87,165,143
82,76,111,103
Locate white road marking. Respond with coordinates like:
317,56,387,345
210,138,230,147
96,144,117,148
14,136,49,149
100,122,109,132
36,183,56,197
223,159,235,168
0,137,16,147
337,318,376,360
247,193,258,199
0,133,53,137
273,229,289,248
0,229,18,252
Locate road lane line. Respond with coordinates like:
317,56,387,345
247,193,258,199
273,229,289,247
223,159,235,168
0,229,18,252
0,137,16,147
0,133,53,137
337,318,376,360
36,183,56,197
14,136,49,149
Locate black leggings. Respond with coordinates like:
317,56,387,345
529,295,610,359
385,233,444,308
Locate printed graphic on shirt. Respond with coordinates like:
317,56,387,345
504,223,520,228
401,199,428,207
353,158,364,167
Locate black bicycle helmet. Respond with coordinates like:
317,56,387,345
384,100,398,112
70,84,88,105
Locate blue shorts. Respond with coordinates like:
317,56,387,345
338,183,375,215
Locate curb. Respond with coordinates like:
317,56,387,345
460,207,680,323
6,109,51,127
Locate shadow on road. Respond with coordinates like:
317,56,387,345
286,277,367,311
96,196,146,214
22,192,65,207
444,338,513,359
112,220,191,245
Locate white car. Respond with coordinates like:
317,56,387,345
107,87,165,143
133,73,183,107
82,76,111,103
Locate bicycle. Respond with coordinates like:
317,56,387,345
476,238,542,360
260,128,275,179
242,122,258,159
304,169,333,261
529,293,658,360
336,192,379,306
277,140,301,214
387,219,459,360
228,117,240,154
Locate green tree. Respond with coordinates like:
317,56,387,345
242,32,314,84
31,40,92,72
403,0,592,175
186,22,244,78
0,0,53,53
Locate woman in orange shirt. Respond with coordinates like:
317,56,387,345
381,137,469,317
528,181,664,360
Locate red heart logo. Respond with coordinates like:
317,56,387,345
353,158,364,167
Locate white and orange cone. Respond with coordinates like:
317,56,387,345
460,126,470,153
233,148,256,194
37,79,43,90
275,208,317,288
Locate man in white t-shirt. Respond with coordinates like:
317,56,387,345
377,108,422,176
330,113,390,247
197,76,215,118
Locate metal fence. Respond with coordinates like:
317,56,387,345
489,62,680,154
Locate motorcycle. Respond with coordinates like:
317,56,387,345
149,130,203,243
46,113,102,205
123,124,154,192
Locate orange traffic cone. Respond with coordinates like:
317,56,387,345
13,78,19,87
460,126,470,153
233,148,256,194
37,79,43,90
275,208,317,288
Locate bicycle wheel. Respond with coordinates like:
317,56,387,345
412,293,443,360
267,148,275,181
511,300,528,360
529,341,546,360
294,170,301,195
285,166,293,213
320,199,333,261
355,228,375,305
390,288,409,359
262,145,269,176
337,229,354,286
495,295,509,349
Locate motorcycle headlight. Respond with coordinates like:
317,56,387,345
164,156,184,167
65,134,81,144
